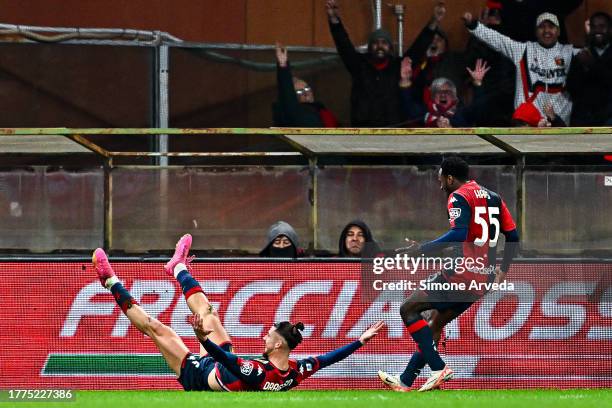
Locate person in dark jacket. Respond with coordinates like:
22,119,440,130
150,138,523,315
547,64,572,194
406,1,468,106
498,0,583,43
273,43,339,127
260,221,302,258
400,57,491,128
325,0,404,127
338,220,381,258
567,12,612,126
463,1,516,126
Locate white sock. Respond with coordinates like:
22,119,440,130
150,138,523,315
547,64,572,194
105,275,120,290
173,263,187,279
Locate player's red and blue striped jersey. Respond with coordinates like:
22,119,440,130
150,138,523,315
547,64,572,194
215,356,319,391
200,338,362,392
444,180,516,290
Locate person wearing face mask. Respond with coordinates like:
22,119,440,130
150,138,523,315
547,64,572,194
567,12,612,126
273,43,339,127
399,57,490,128
260,221,302,258
463,11,583,126
338,220,382,258
325,0,404,127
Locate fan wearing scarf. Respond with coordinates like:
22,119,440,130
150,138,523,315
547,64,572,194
399,57,490,128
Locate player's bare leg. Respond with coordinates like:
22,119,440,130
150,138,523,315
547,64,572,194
92,248,189,376
164,234,232,355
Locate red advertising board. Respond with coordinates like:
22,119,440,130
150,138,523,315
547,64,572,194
0,261,610,390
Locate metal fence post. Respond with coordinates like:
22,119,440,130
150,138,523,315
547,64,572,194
153,41,170,235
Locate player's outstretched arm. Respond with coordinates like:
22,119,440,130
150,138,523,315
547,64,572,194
316,321,384,369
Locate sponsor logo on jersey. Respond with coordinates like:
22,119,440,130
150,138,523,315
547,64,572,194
240,361,254,376
474,189,490,199
262,379,294,391
449,208,461,221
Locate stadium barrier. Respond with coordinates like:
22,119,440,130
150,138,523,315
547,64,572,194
1,127,611,255
1,259,610,390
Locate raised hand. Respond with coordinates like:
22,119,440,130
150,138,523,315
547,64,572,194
585,19,591,35
326,0,340,23
275,42,288,68
429,1,446,29
190,313,214,342
462,12,475,27
543,102,556,121
466,58,491,86
437,116,452,128
433,1,446,23
359,320,385,344
400,57,413,81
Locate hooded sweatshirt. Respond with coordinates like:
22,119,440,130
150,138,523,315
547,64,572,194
259,221,300,258
338,220,382,258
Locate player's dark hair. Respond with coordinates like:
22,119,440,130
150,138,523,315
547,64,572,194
590,11,611,26
274,321,305,350
440,156,470,182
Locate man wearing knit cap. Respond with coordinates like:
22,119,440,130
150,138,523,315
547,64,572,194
326,0,404,127
463,10,583,126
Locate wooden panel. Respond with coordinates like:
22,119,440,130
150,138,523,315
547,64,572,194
2,1,608,48
1,0,247,43
246,0,315,45
586,0,612,16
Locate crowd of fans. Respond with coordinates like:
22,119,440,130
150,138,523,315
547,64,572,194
273,0,611,128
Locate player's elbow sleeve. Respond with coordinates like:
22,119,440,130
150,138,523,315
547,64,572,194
503,229,519,243
453,227,468,241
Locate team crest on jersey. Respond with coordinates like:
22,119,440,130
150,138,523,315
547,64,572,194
555,56,565,66
449,208,461,221
240,361,254,376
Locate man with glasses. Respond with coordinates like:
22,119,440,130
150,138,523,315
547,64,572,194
273,43,338,127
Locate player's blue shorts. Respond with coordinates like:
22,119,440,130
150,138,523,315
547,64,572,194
422,271,480,315
178,343,233,391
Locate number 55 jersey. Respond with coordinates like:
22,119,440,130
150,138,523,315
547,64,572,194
445,180,517,291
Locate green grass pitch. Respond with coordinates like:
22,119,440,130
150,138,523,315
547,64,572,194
13,389,611,408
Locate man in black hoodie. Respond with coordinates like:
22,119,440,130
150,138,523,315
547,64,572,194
338,220,381,258
260,221,302,258
326,0,405,127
